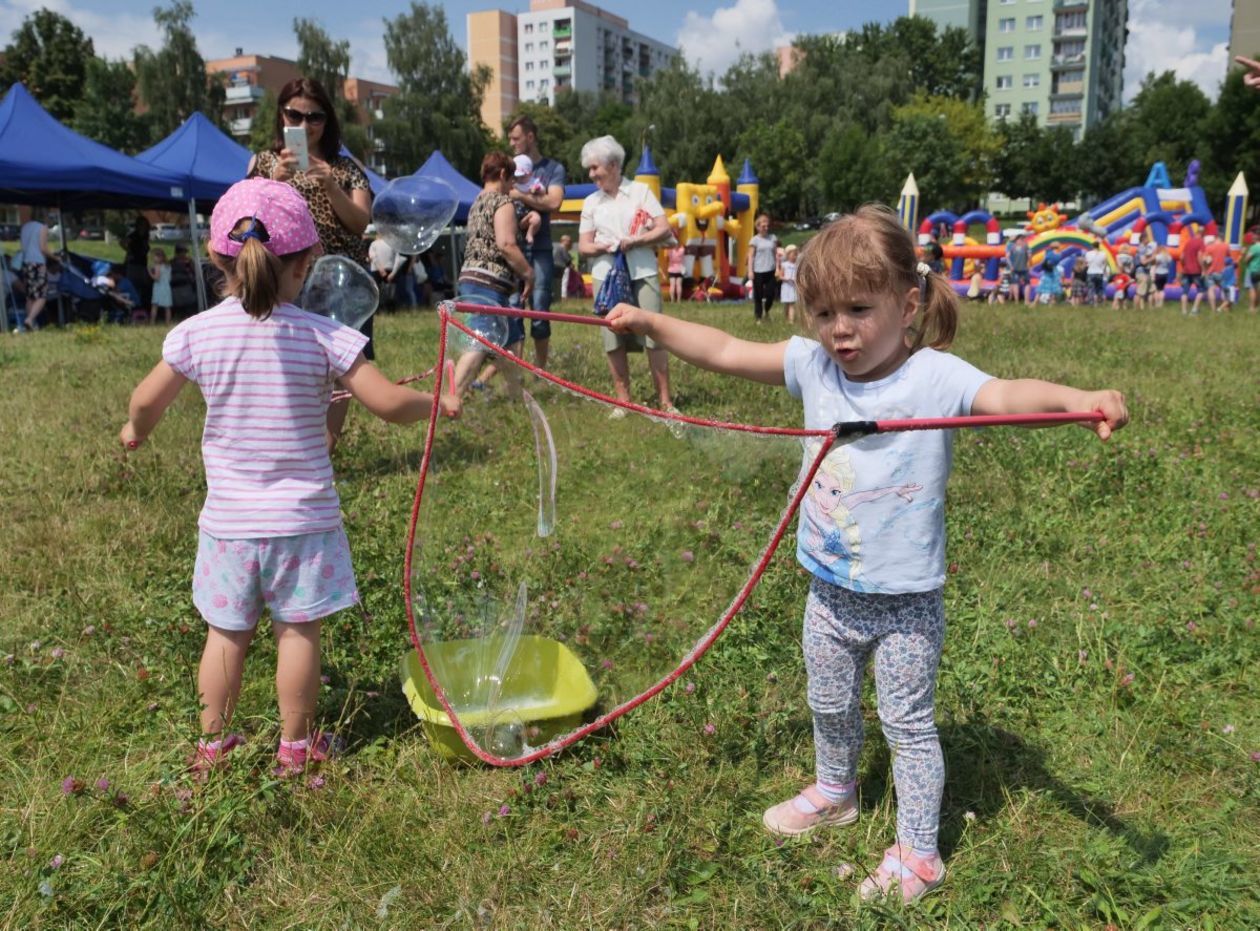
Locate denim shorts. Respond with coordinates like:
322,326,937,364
192,529,358,631
456,282,523,347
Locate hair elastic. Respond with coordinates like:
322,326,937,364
228,215,269,246
916,261,931,278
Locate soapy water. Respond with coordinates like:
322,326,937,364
300,256,379,330
371,176,459,256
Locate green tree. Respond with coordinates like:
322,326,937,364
134,1,225,142
734,118,810,218
1075,111,1143,204
0,9,94,119
1202,67,1260,221
627,59,725,185
888,95,997,209
1125,71,1212,175
817,123,897,212
293,18,368,161
70,58,152,154
377,1,491,177
250,90,278,153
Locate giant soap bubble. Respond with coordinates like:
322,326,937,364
301,256,380,330
451,306,510,354
372,176,459,256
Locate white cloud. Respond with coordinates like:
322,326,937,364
0,0,160,59
1123,0,1230,102
676,0,794,80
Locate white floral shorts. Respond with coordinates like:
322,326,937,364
192,528,359,631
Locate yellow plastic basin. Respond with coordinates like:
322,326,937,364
400,635,598,763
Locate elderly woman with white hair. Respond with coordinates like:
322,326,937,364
578,135,678,416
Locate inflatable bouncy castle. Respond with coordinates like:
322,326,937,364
557,147,757,299
905,161,1251,302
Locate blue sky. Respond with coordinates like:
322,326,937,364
0,0,1234,102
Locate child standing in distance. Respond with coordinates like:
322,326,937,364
667,241,687,302
148,247,173,325
780,243,799,323
606,204,1127,903
119,179,459,777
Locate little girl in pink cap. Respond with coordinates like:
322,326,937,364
119,178,459,777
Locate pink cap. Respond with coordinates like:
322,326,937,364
210,178,320,258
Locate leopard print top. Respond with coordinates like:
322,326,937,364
250,150,370,265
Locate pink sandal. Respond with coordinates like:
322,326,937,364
762,784,859,837
188,733,244,780
274,731,343,777
858,844,946,904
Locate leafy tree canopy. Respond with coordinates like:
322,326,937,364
0,9,94,120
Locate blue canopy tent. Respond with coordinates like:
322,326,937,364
413,150,480,223
137,113,253,312
410,151,481,283
0,83,187,210
0,82,188,328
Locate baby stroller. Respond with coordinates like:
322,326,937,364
60,254,139,324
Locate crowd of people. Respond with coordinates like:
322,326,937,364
960,229,1260,314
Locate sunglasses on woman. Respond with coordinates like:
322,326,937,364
282,107,327,126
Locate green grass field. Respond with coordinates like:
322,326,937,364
1,299,1257,928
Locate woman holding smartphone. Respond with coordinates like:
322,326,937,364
246,77,373,452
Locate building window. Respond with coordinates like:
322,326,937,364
538,21,548,31
995,103,1012,117
540,78,549,88
1027,15,1043,30
525,61,534,71
1051,98,1081,115
999,18,1016,32
1023,73,1040,87
1000,0,1015,4
996,75,1013,90
540,40,549,50
1025,45,1041,59
997,46,1013,61
1022,101,1039,115
524,23,533,33
540,59,549,70
524,42,533,52
526,80,535,89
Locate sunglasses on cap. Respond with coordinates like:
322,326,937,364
282,106,327,126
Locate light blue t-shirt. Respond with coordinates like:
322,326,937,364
783,337,992,594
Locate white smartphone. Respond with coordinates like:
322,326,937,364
283,125,309,171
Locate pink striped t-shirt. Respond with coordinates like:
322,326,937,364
162,298,368,538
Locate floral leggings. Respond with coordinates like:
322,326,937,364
802,577,946,850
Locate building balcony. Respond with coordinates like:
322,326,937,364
225,83,264,103
1050,52,1087,68
553,63,571,77
555,40,572,56
553,25,572,39
228,117,253,136
1054,0,1088,8
1047,111,1083,124
1052,81,1085,96
1054,25,1087,38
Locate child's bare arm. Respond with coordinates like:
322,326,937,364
604,303,787,385
121,361,188,447
339,353,459,423
971,378,1128,440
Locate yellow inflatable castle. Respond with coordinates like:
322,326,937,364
557,147,759,299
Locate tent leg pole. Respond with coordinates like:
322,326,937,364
57,200,68,327
188,200,208,314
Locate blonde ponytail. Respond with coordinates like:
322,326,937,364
210,218,312,320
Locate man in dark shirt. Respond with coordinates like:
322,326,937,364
507,116,566,369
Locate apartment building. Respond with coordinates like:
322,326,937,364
1230,0,1260,64
206,50,398,171
912,0,1127,138
468,0,677,132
